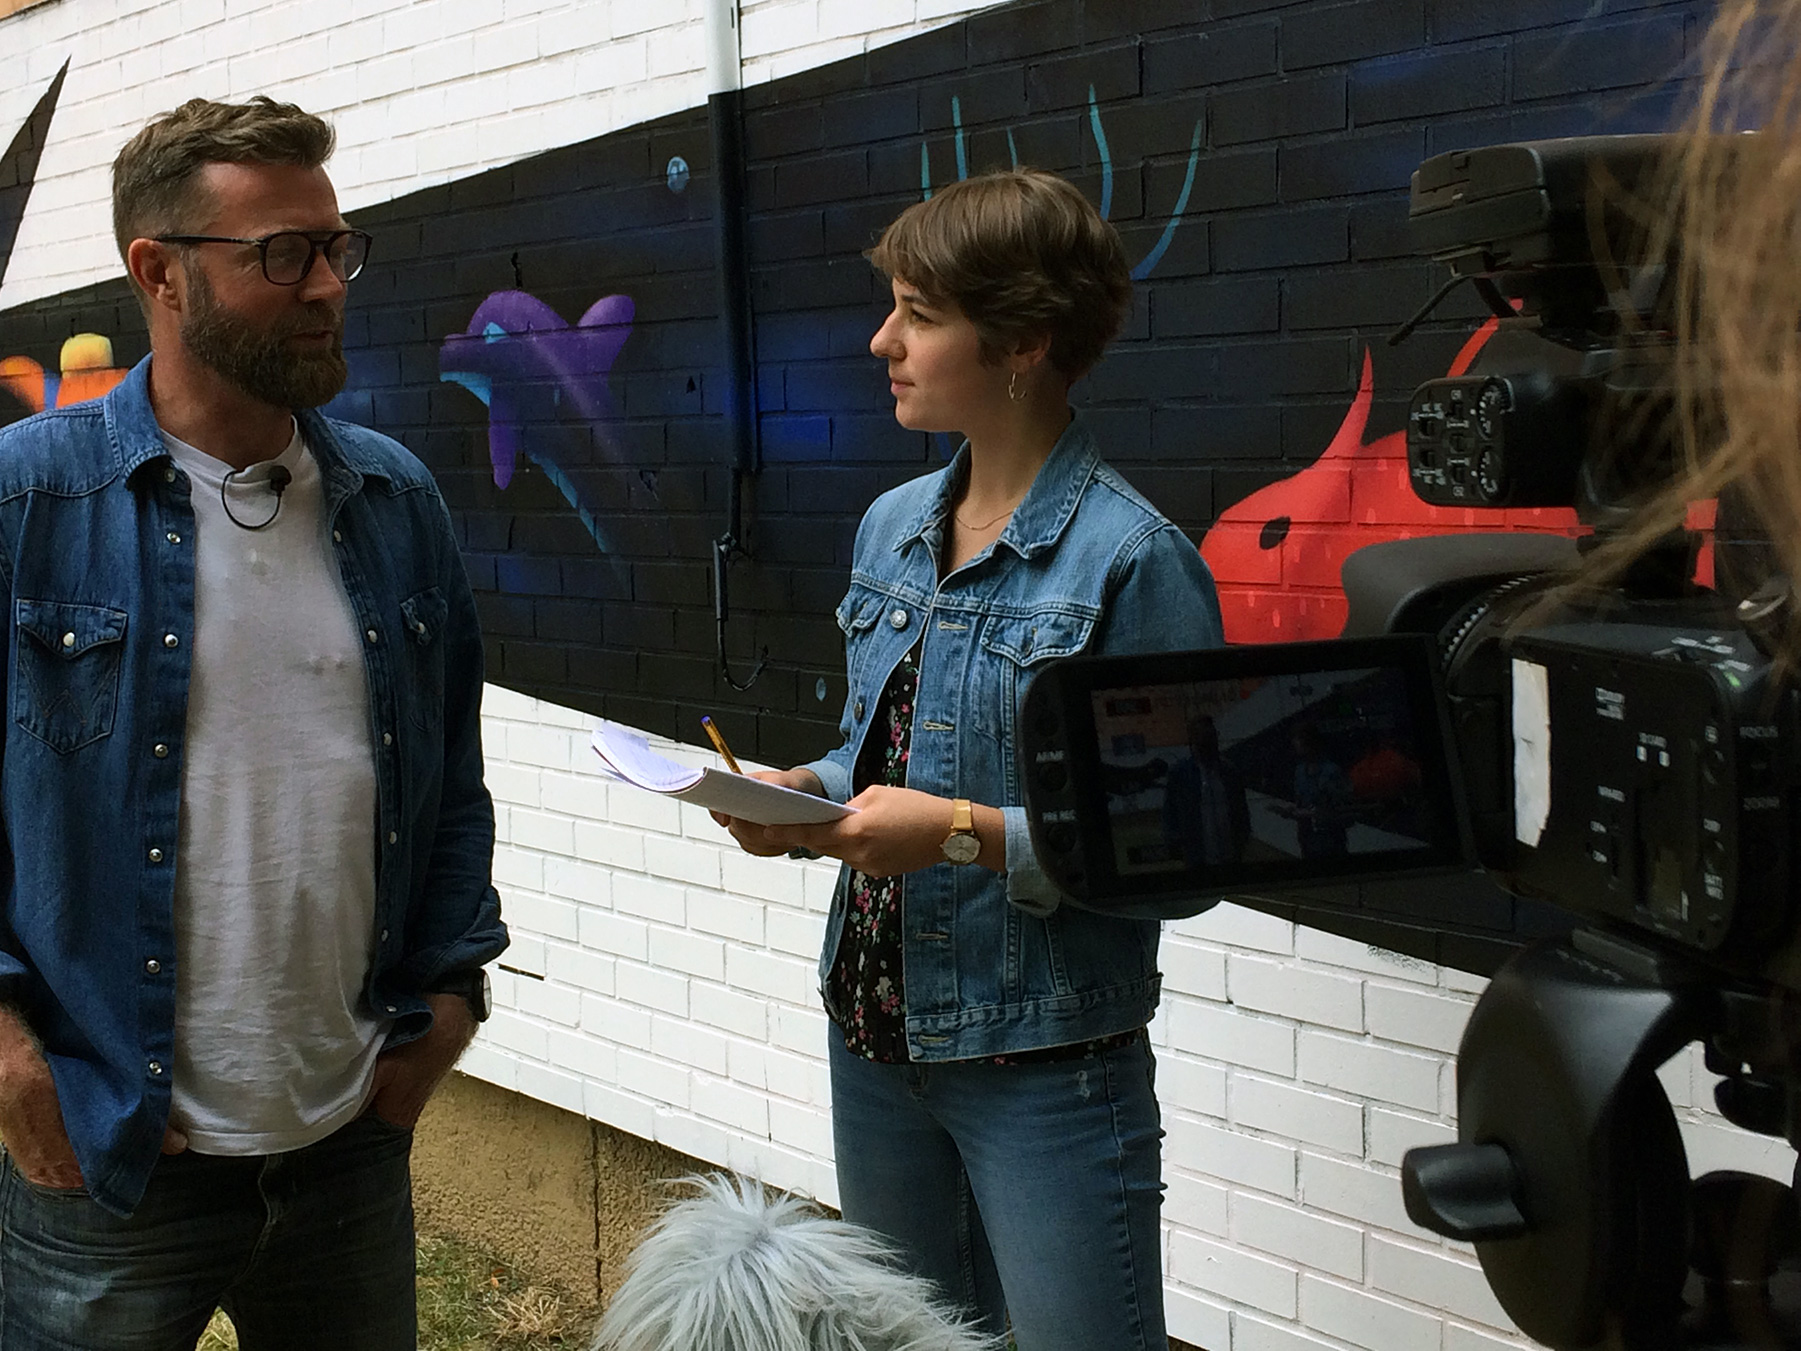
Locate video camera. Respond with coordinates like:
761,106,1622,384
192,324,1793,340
1025,137,1801,1349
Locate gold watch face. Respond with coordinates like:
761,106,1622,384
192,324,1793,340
942,830,982,865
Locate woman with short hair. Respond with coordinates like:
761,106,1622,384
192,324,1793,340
718,167,1224,1350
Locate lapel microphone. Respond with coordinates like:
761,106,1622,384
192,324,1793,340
221,464,291,531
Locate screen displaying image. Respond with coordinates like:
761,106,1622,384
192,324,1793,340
1090,666,1439,878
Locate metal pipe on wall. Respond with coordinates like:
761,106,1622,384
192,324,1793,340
704,0,767,692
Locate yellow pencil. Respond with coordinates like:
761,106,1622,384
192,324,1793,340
700,716,744,774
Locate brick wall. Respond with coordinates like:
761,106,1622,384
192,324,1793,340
4,2,1793,1349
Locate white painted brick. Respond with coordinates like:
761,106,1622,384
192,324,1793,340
492,845,544,891
741,1043,826,1105
511,807,576,855
1233,1314,1346,1351
574,820,646,870
1298,1031,1440,1112
1657,1044,1697,1110
1160,936,1227,1001
1169,1232,1297,1320
1678,1116,1798,1185
1229,954,1363,1033
692,984,771,1041
1164,1167,1229,1238
579,909,649,962
1166,997,1295,1077
544,855,611,906
617,1050,691,1108
585,1082,657,1141
581,993,652,1051
606,785,686,836
1296,927,1438,984
769,1097,834,1157
500,891,580,942
644,833,723,888
1443,966,1489,995
1367,1106,1455,1169
457,1045,519,1091
651,1014,729,1077
688,890,767,944
500,723,573,772
485,1010,549,1062
545,1028,616,1082
1444,1321,1528,1351
503,934,548,975
515,978,582,1026
539,768,609,822
1232,1193,1363,1282
655,1110,734,1169
766,907,825,960
729,948,818,1005
694,1074,772,1136
1365,981,1472,1055
801,859,840,912
515,1060,585,1115
1300,1276,1440,1351
613,874,687,925
1160,1051,1228,1119
1164,1288,1230,1351
1299,1154,1415,1235
1232,1075,1363,1156
720,850,808,905
1179,901,1295,955
617,961,689,1017
1368,1235,1514,1331
772,1004,831,1058
650,927,727,981
485,761,542,807
1166,1115,1297,1200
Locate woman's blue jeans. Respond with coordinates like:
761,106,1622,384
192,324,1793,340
829,1031,1167,1351
0,1115,416,1350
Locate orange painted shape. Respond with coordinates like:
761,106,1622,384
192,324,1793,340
0,356,46,414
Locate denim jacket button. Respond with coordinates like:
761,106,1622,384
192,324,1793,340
144,958,160,974
147,847,163,863
854,699,866,720
153,743,169,758
60,631,74,649
382,732,393,747
163,633,179,649
165,531,181,545
889,608,909,630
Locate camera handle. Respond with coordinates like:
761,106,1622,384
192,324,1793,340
1403,934,1714,1350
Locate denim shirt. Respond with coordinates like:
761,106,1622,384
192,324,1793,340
0,358,507,1215
802,416,1224,1059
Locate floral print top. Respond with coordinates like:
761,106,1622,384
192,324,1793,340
826,642,1141,1067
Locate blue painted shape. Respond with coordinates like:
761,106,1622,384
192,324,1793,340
529,453,608,554
441,370,493,406
1088,86,1113,220
921,142,933,200
952,95,967,180
1007,128,1019,170
1131,119,1204,281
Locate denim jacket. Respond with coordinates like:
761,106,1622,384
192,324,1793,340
802,416,1223,1059
0,358,507,1215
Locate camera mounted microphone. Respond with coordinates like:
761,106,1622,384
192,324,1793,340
221,463,291,531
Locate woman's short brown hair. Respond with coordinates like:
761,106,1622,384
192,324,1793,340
869,169,1133,380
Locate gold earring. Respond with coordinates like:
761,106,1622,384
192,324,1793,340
1008,371,1026,402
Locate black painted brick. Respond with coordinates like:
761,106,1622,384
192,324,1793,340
969,1,1081,64
1145,25,1280,95
1513,15,1687,100
1213,204,1351,271
636,561,711,607
1027,44,1142,115
1350,48,1507,124
921,70,1031,131
824,196,912,254
565,646,637,693
1155,277,1282,337
1282,128,1427,200
760,415,834,462
1429,0,1632,43
824,87,922,148
495,555,563,596
499,641,567,685
533,598,605,644
1285,263,1435,329
866,21,967,85
744,102,823,159
833,413,931,462
748,210,826,263
1148,147,1276,215
1349,195,1416,259
1115,465,1215,523
1097,96,1208,172
1213,72,1347,146
639,652,718,703
1282,401,1363,460
1151,404,1284,460
1283,0,1427,70
753,257,875,311
1086,0,1212,40
562,557,632,602
1117,215,1210,279
774,150,871,207
786,360,890,413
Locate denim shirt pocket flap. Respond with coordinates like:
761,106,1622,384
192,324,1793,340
835,589,886,637
17,600,128,660
400,586,448,647
980,609,1094,667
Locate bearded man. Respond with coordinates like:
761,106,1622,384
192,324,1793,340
0,97,506,1350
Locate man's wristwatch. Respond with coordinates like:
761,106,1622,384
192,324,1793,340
429,969,492,1023
941,798,982,866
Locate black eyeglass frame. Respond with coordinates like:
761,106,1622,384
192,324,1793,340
152,229,373,285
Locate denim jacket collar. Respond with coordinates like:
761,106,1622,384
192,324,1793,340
890,413,1101,562
105,356,394,507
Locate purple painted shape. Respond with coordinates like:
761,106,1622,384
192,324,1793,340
438,289,635,489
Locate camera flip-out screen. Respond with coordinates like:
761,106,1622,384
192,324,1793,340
1021,636,1474,911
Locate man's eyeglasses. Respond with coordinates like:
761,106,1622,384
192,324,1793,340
153,229,373,285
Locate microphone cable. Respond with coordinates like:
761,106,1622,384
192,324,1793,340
220,463,292,531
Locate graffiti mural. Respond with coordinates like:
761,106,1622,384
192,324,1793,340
0,0,1697,768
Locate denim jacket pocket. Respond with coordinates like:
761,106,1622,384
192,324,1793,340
14,599,128,754
400,586,448,731
972,608,1095,741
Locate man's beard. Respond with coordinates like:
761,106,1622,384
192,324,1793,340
181,267,348,409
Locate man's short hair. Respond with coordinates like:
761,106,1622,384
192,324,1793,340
111,96,335,274
868,168,1133,381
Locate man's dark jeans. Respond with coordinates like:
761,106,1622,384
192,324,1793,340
0,1115,415,1350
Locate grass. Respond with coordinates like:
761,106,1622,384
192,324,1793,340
198,1230,592,1350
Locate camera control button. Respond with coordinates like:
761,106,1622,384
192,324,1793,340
1038,763,1068,793
1047,824,1077,853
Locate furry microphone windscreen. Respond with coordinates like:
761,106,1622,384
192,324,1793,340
591,1174,1004,1351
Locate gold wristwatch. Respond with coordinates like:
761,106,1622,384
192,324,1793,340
941,798,982,865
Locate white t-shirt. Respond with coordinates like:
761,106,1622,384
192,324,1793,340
160,423,386,1154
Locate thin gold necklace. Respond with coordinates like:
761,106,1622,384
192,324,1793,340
955,503,1017,531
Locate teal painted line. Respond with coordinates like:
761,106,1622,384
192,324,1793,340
529,452,607,554
952,95,967,180
1131,119,1204,281
1088,86,1113,219
1007,127,1019,169
921,142,933,200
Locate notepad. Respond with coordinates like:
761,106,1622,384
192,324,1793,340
589,721,855,826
